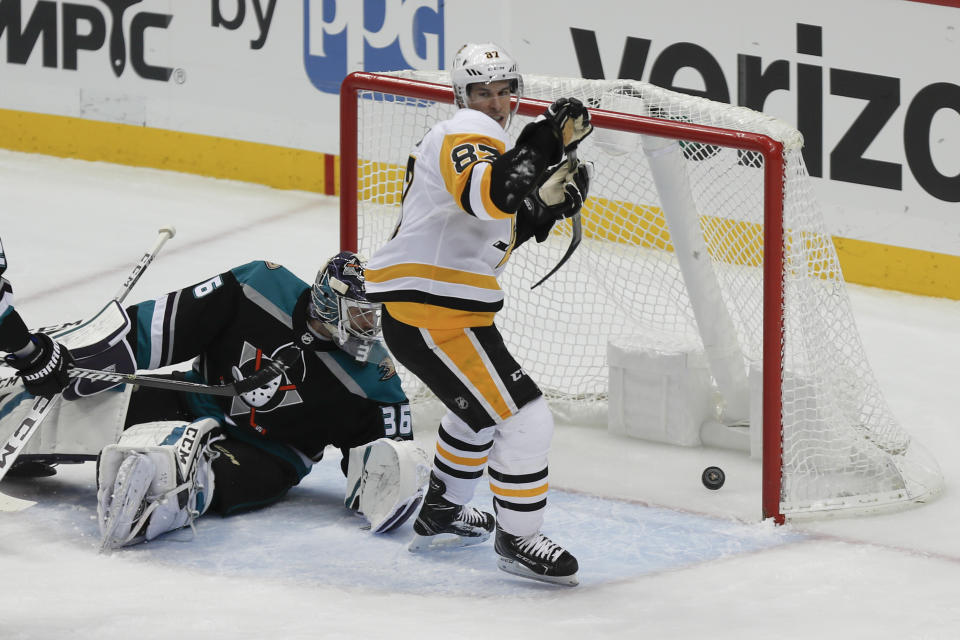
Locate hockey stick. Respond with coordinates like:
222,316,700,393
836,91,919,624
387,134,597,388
113,225,176,304
530,152,584,290
1,360,294,400
0,226,175,490
0,224,175,374
63,349,298,397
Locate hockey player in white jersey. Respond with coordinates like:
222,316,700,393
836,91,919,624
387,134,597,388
365,42,593,586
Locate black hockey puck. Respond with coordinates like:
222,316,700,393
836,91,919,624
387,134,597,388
701,466,725,490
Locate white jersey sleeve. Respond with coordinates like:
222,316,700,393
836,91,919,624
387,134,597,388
365,109,520,324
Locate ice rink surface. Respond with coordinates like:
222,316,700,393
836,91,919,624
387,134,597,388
2,149,960,639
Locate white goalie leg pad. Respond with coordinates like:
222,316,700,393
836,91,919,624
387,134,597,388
345,438,430,534
97,418,224,550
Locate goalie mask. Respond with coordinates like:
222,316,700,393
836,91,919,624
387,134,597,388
310,251,382,362
451,42,523,127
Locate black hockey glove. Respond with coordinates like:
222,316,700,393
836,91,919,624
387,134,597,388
515,160,593,246
545,97,593,152
536,159,593,219
509,97,593,178
5,332,74,398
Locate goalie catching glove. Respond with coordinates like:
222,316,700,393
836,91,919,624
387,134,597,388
97,418,224,551
516,159,594,245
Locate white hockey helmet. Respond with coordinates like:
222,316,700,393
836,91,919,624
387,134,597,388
450,42,523,120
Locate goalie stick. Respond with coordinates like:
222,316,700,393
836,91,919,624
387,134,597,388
2,355,297,399
0,226,175,492
74,345,298,397
0,223,175,375
530,151,584,290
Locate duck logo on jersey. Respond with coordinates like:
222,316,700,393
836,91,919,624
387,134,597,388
378,356,397,381
303,0,444,94
230,341,304,431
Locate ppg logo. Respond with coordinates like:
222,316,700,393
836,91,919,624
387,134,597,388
303,0,444,94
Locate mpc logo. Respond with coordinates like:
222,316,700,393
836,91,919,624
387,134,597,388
303,0,444,94
0,0,173,81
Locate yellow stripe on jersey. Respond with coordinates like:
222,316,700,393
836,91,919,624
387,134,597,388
473,162,513,221
428,326,513,421
366,262,500,290
384,302,495,330
496,216,517,269
438,133,510,220
490,483,550,498
435,443,488,467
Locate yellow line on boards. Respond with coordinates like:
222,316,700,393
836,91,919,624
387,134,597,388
833,237,960,300
0,108,334,195
3,108,959,300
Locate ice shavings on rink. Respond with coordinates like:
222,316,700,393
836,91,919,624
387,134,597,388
10,457,806,595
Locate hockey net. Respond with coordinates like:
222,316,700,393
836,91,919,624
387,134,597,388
340,70,943,522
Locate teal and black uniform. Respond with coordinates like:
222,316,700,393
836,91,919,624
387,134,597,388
0,236,32,354
122,260,410,515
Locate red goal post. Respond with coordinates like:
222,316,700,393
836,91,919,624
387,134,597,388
339,71,941,524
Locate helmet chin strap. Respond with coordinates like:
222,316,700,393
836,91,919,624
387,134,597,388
305,317,334,342
327,321,348,345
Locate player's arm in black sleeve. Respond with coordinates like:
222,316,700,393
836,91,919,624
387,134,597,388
124,269,246,368
0,236,31,353
1,238,74,397
0,280,31,354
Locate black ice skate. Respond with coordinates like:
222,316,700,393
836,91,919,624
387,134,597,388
408,474,494,551
494,527,579,586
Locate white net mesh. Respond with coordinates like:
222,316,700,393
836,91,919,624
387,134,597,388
347,71,943,518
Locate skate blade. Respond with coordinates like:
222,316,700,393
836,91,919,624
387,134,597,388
496,557,579,587
408,530,490,552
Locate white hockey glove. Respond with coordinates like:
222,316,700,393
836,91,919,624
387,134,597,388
97,418,224,551
344,438,430,534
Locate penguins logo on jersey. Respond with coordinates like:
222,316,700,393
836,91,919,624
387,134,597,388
230,342,304,423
